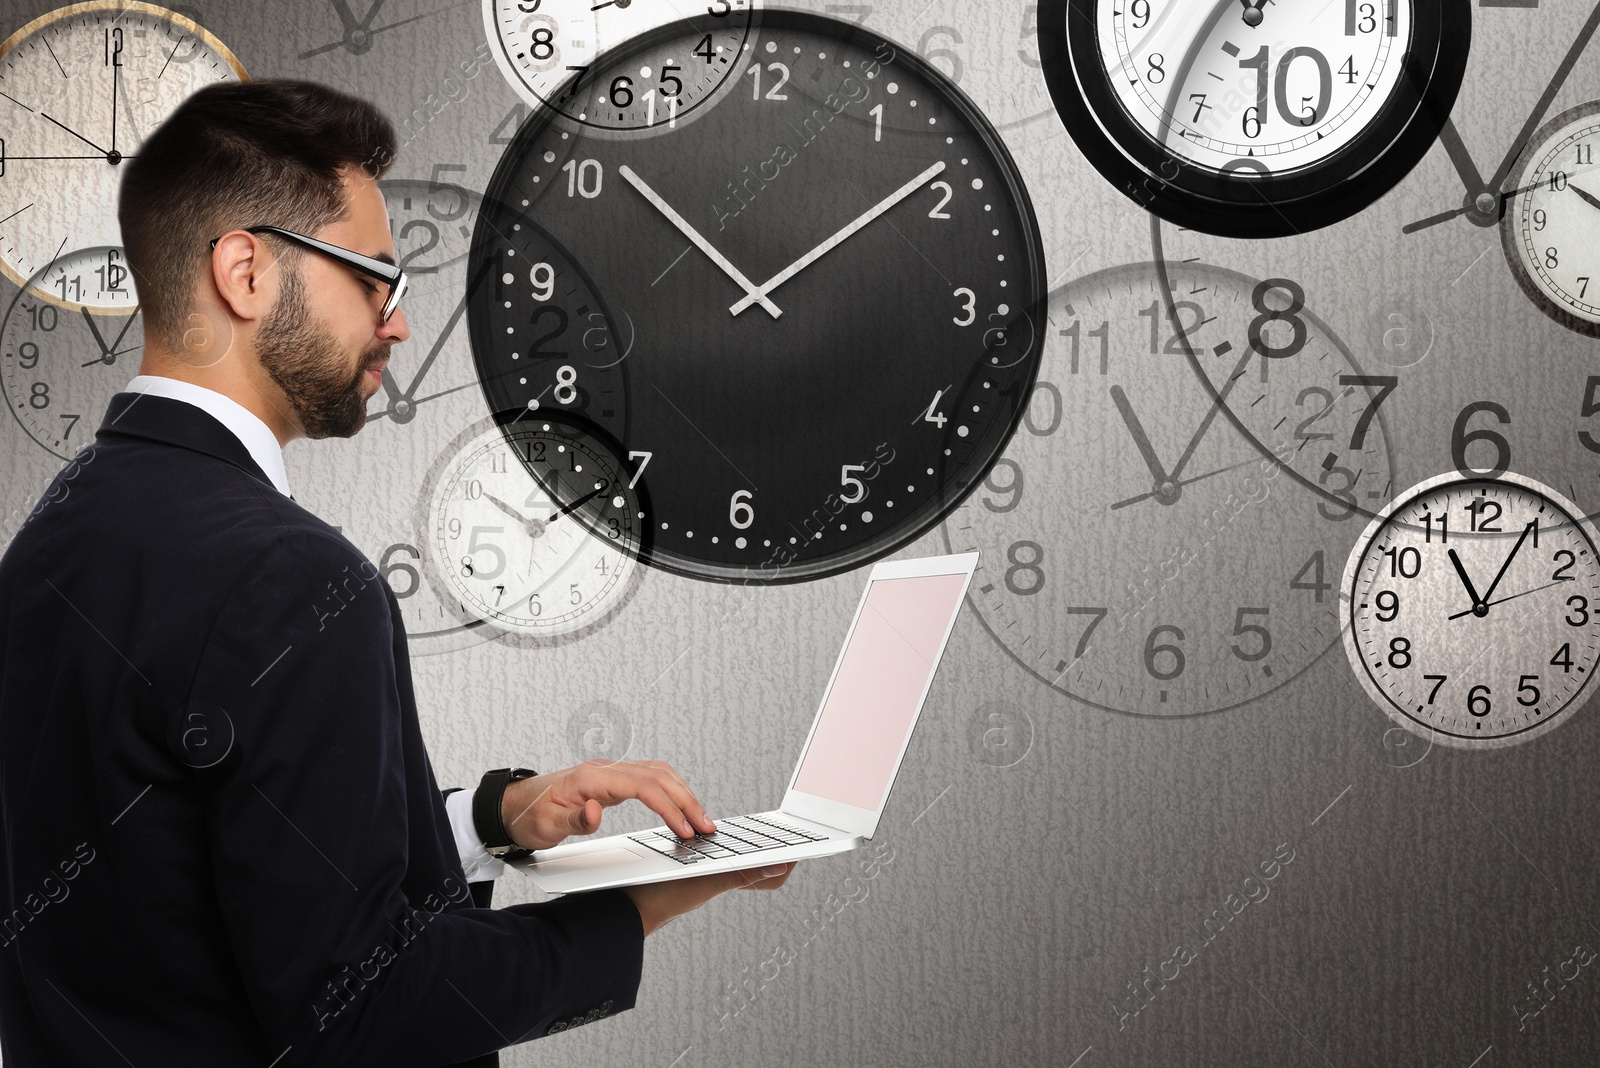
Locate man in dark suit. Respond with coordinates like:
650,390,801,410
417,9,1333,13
0,80,792,1067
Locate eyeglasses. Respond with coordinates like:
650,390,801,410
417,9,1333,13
208,225,408,323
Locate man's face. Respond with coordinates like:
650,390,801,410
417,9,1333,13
256,172,409,439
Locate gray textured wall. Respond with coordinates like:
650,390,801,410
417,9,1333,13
3,0,1599,1065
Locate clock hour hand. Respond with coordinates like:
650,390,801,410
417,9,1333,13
618,165,781,319
1401,177,1542,235
79,306,114,363
1109,385,1169,489
1570,182,1600,214
483,491,547,540
549,486,605,522
1447,548,1484,613
729,161,946,316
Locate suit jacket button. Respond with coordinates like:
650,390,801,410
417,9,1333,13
599,998,614,1015
547,1020,567,1035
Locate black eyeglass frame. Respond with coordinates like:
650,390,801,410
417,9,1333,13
208,225,408,322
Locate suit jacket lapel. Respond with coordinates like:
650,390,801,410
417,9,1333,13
95,391,278,492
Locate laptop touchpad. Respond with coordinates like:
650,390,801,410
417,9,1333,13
534,848,648,875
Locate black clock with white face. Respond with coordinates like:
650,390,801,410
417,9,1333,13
1036,0,1470,236
472,9,1045,583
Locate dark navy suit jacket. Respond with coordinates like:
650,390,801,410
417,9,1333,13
0,391,643,1066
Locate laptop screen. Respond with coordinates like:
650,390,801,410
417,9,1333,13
790,572,969,812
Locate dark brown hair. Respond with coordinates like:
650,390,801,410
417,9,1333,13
117,79,397,350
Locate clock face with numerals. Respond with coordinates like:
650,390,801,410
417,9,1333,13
1036,0,1470,236
483,0,754,130
941,261,1395,716
0,2,246,310
473,9,1046,583
282,177,630,655
1500,100,1600,338
0,267,142,459
416,411,645,644
1342,471,1600,748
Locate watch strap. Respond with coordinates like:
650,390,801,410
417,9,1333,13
474,767,537,859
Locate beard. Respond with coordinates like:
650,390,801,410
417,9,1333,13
255,260,387,439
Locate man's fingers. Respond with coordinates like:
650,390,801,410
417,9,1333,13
627,761,714,833
574,761,713,838
568,798,598,835
734,863,794,890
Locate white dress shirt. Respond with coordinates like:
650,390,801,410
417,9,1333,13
122,375,507,882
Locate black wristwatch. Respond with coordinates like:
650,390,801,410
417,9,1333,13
473,767,537,860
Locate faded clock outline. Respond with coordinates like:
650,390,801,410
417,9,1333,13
942,261,1395,717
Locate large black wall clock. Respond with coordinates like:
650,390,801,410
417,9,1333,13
471,8,1046,584
1036,0,1471,237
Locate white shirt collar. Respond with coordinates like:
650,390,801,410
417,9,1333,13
123,375,293,498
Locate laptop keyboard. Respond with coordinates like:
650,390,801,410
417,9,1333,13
629,814,829,866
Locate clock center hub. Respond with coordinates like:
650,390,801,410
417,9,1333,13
1242,7,1263,27
1465,190,1500,227
106,150,122,166
347,28,371,53
1473,602,1489,618
1155,480,1181,505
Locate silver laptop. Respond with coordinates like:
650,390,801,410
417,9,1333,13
509,551,979,895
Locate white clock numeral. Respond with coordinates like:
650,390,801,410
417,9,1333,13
927,181,953,220
627,451,652,489
643,88,679,128
870,103,883,142
554,365,578,404
840,465,867,504
923,390,947,428
746,62,790,101
729,489,755,529
530,262,554,302
561,159,603,199
953,288,976,326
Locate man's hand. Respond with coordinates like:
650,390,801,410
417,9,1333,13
500,759,716,851
623,863,797,937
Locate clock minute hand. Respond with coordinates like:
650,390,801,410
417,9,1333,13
728,160,947,316
618,165,781,319
1167,343,1255,482
1478,519,1537,608
1488,0,1600,194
